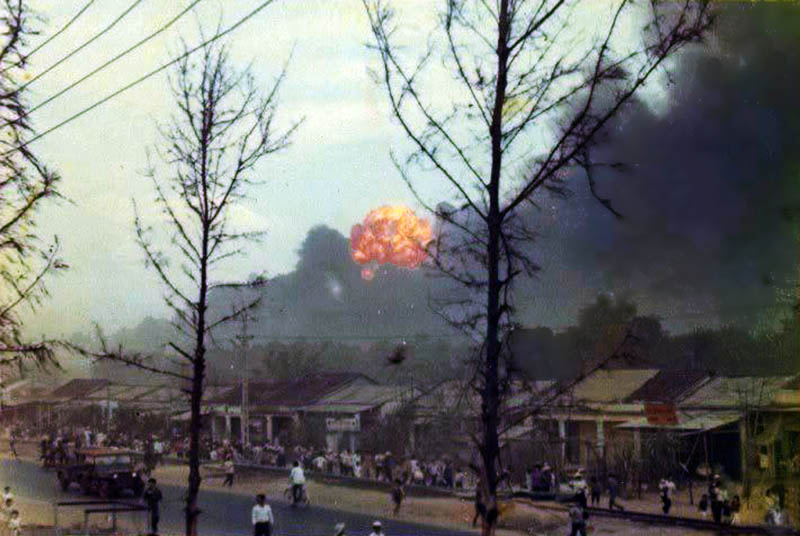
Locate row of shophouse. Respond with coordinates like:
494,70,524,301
494,369,800,487
0,373,416,453
2,368,798,484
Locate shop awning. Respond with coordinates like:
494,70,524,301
616,411,740,431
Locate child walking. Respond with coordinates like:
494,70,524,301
391,478,405,515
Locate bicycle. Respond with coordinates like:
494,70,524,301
284,484,310,508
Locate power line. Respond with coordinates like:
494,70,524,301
1,0,98,75
1,0,204,130
1,0,279,158
18,0,148,92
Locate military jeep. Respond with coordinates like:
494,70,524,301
56,448,145,498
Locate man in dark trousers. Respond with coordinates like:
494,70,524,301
143,478,163,535
607,473,624,511
252,494,273,536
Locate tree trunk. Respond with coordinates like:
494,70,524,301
480,2,510,535
185,362,204,536
186,221,209,536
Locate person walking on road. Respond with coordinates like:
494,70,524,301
607,474,624,511
659,478,675,515
568,500,588,536
589,476,601,507
8,432,17,459
369,520,384,536
391,479,405,516
252,494,274,536
289,460,306,505
223,456,235,487
698,493,709,519
710,479,723,524
472,485,486,527
142,478,163,536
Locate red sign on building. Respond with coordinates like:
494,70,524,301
644,403,679,425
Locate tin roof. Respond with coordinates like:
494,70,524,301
680,375,796,409
566,369,659,404
302,385,415,414
49,378,110,400
209,372,375,410
625,369,711,403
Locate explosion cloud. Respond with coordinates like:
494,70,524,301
350,205,433,280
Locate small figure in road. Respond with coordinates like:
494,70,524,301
223,456,235,487
289,460,306,505
2,487,13,506
607,474,624,511
142,478,163,536
730,495,741,525
369,520,384,536
698,493,709,519
568,501,588,536
391,478,405,515
8,432,17,459
710,479,724,524
589,476,601,506
575,486,588,510
252,494,274,536
472,485,486,527
659,478,675,515
39,437,49,465
7,509,20,536
1,496,13,524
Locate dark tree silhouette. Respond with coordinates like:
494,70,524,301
363,1,713,534
91,37,297,536
0,0,65,370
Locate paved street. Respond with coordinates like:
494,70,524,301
0,459,469,536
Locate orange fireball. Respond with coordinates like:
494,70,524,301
350,205,433,279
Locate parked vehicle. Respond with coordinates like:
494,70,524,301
56,448,145,498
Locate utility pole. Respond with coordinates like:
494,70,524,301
236,307,254,448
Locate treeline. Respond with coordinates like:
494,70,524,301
511,295,800,379
82,294,799,386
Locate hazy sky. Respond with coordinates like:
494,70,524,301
23,0,649,337
24,0,439,335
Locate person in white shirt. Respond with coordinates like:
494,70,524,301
251,494,273,536
223,457,235,487
153,437,164,465
369,520,383,536
7,509,20,536
313,455,326,472
289,461,306,505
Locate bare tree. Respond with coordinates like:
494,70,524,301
0,0,65,371
363,1,713,534
91,37,297,536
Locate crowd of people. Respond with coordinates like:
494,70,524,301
221,440,479,492
7,425,794,533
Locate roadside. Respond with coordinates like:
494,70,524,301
2,445,716,535
153,463,713,536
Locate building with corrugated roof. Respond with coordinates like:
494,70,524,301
202,372,416,449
